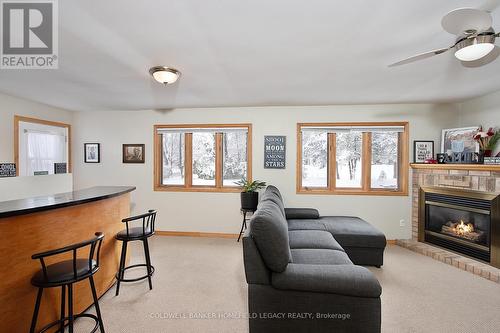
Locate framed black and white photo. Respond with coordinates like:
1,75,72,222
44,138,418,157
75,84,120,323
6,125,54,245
84,143,100,163
54,163,67,174
0,163,16,178
441,127,479,154
413,141,434,163
123,144,145,163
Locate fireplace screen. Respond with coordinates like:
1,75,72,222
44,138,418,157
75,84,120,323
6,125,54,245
426,204,490,248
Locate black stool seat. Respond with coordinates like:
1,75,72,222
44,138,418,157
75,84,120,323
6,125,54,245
116,227,154,240
29,232,105,333
31,259,97,287
115,210,156,296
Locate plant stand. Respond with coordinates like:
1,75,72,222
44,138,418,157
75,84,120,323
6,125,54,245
237,209,255,242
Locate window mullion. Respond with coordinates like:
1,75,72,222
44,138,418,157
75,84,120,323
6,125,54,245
185,133,193,188
362,132,372,191
215,132,223,188
328,133,336,191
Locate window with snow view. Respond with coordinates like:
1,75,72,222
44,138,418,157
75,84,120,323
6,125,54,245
154,124,251,192
298,123,408,195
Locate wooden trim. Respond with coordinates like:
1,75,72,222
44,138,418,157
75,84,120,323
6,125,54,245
185,133,193,187
215,133,223,188
386,239,397,245
410,163,500,171
297,122,409,196
156,230,239,239
14,115,72,176
154,124,252,192
328,133,336,190
362,132,371,191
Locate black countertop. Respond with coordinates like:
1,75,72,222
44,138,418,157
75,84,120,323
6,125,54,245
0,186,136,219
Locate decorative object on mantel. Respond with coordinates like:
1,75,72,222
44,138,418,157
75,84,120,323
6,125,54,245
84,143,100,163
484,157,500,165
0,163,16,178
413,140,434,163
474,126,500,162
54,163,67,174
234,178,267,211
441,126,479,155
123,144,145,163
34,171,49,176
435,152,480,164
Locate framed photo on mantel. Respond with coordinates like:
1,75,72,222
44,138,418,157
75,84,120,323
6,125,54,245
413,141,434,163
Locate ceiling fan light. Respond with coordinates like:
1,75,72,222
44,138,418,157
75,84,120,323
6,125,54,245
149,66,181,84
455,43,495,61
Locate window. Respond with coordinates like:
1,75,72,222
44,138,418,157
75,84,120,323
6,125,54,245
15,116,71,176
297,122,408,195
154,124,252,192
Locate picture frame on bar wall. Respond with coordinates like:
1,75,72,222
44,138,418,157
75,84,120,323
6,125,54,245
84,143,100,163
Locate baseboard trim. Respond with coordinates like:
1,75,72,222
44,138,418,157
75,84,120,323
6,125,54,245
156,230,239,239
387,239,397,245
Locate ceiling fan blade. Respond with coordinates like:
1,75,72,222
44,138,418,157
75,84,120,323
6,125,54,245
479,0,500,12
442,8,492,35
461,45,500,67
388,47,451,67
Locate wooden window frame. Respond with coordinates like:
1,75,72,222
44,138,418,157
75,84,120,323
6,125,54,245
14,115,72,176
297,122,409,196
154,124,252,193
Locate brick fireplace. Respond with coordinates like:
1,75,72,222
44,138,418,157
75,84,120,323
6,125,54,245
398,164,500,283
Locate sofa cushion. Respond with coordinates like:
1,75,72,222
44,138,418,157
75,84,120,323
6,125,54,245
259,186,286,218
291,249,352,265
250,200,291,273
284,208,320,220
272,264,382,298
288,230,344,251
320,216,386,248
287,219,327,231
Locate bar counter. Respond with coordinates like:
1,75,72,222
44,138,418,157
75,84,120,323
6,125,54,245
0,186,135,333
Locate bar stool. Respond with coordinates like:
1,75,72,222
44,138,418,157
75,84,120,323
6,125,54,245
30,232,105,333
115,210,156,296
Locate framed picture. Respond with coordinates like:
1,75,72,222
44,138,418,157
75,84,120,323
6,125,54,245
123,144,145,163
0,163,16,178
54,163,67,174
84,143,100,163
413,141,434,163
441,127,479,154
264,136,286,169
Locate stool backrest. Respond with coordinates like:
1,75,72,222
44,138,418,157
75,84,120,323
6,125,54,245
31,232,104,281
121,209,157,237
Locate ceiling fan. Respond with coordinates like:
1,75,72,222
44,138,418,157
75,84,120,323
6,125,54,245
389,4,500,68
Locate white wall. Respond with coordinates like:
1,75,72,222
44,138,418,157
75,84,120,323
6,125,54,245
72,104,458,240
0,174,73,201
0,93,74,163
458,90,500,156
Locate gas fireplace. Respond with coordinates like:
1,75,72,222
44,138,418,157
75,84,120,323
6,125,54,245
419,187,500,267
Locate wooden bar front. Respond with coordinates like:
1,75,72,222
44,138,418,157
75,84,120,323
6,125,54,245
0,190,131,332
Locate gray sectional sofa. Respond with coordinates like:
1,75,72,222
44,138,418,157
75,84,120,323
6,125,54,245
242,185,385,333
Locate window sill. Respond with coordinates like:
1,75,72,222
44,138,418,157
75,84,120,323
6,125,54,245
154,185,243,193
297,188,408,196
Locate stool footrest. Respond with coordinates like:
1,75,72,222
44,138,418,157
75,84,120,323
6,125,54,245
116,263,155,283
38,313,99,333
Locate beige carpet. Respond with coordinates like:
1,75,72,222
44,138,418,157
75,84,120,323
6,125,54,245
74,237,500,333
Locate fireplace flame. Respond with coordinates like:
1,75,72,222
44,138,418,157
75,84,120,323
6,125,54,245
453,220,475,236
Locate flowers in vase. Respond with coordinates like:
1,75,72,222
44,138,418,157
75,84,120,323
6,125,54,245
473,126,500,155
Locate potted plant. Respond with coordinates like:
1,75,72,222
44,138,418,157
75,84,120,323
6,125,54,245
474,126,500,161
234,178,267,211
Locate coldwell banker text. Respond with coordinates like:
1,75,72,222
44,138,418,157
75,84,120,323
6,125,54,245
1,0,58,69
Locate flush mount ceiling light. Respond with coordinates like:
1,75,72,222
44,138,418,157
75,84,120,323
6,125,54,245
454,34,495,61
149,66,181,85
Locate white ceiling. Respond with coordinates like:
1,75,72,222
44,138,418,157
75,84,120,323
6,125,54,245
1,0,500,111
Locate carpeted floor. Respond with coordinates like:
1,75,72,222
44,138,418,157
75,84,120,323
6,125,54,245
74,236,500,333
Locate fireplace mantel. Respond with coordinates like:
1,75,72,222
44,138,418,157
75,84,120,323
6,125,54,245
410,163,500,172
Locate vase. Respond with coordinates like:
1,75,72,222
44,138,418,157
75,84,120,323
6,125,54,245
240,191,259,211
